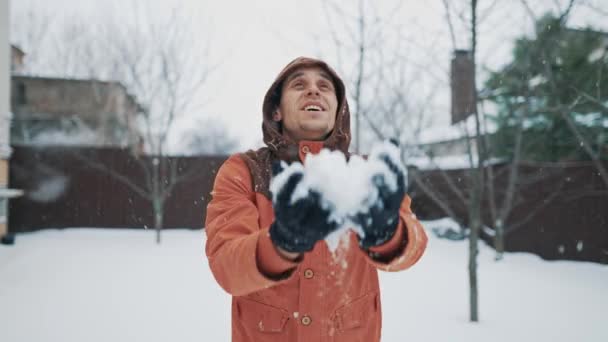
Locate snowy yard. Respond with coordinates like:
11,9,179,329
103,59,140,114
1,221,606,342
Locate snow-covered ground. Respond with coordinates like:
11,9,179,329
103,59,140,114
1,221,606,342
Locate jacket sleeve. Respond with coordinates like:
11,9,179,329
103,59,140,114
360,195,428,272
204,155,298,297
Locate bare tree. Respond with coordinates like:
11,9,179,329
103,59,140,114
434,0,591,318
319,0,443,154
76,4,218,243
319,0,483,321
11,2,225,243
319,0,487,321
316,0,605,322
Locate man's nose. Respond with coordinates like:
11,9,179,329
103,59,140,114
306,84,320,96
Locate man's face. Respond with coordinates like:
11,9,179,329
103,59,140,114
275,66,338,142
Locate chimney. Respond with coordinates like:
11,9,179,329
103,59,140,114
10,45,25,74
451,50,476,124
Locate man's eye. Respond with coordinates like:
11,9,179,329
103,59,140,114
293,82,304,89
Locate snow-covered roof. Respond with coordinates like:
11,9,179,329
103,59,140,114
10,44,25,57
574,112,608,128
407,154,503,170
417,115,496,145
27,128,100,147
418,109,607,146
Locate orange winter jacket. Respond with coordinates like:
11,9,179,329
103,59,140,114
205,144,427,342
205,57,427,341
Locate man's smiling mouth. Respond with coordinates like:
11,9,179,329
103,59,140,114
304,105,323,111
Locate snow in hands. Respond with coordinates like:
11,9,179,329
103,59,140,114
269,140,407,252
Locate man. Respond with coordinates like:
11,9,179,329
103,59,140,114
205,57,427,341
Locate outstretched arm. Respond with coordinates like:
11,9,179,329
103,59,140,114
205,155,299,296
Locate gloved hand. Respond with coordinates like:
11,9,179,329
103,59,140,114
269,168,338,253
352,151,407,249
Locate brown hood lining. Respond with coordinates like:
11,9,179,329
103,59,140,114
261,56,351,160
241,57,352,199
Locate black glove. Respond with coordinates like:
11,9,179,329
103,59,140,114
352,152,406,249
269,169,338,253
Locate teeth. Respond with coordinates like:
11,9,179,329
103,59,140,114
304,105,322,111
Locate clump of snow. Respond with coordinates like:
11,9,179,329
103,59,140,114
528,75,546,87
588,46,606,63
29,123,102,147
573,112,608,128
428,217,467,241
324,225,354,253
269,140,406,253
482,225,496,237
269,162,304,202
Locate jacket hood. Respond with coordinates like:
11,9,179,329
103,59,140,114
261,57,351,161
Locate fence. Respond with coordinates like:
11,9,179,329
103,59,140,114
410,161,608,264
9,146,225,231
8,146,608,264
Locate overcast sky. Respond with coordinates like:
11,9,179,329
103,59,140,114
10,0,608,152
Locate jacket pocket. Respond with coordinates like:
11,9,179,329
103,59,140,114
236,297,289,333
332,292,379,332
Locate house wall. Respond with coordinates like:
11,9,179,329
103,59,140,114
10,46,24,73
0,160,6,185
11,77,138,119
10,77,141,147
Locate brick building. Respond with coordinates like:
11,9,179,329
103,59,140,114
2,35,143,240
10,75,143,150
9,41,143,151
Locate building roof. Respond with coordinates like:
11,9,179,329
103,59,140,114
10,44,25,57
11,75,144,114
418,115,496,145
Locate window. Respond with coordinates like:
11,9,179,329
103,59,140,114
17,82,27,105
